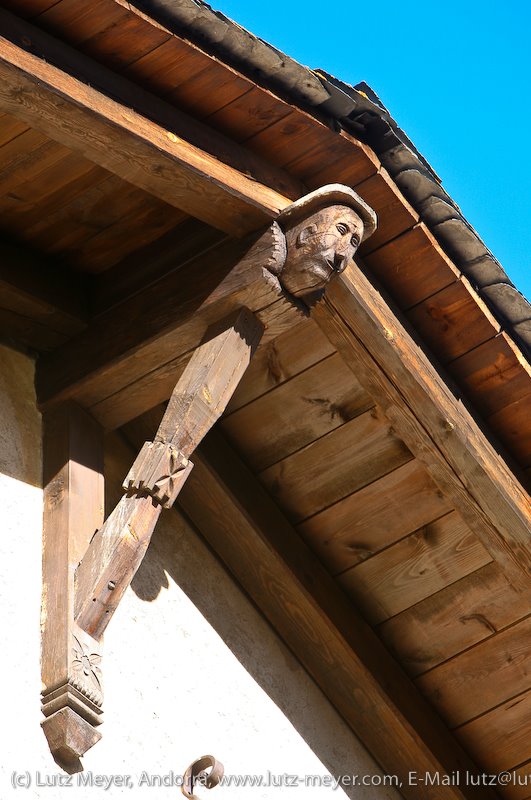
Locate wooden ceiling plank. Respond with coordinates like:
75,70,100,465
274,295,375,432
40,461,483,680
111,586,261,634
221,352,373,471
206,85,294,143
0,239,87,342
406,280,501,364
226,318,335,413
297,459,454,574
338,511,492,624
455,689,531,774
378,562,531,678
416,615,531,729
35,224,303,418
356,169,419,254
0,111,30,146
449,335,531,419
312,265,531,593
363,223,460,310
148,423,497,800
0,12,299,235
259,406,413,523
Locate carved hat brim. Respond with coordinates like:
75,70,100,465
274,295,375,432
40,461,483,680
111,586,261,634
277,183,377,242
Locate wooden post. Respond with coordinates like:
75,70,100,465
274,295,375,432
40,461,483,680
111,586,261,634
41,309,263,770
41,403,105,772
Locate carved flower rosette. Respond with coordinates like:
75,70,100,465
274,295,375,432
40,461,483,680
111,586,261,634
70,632,103,707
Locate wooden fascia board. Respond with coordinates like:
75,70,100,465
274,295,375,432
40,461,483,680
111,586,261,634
312,265,531,593
121,413,496,800
0,11,296,237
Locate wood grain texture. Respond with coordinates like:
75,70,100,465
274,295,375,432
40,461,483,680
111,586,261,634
0,28,292,236
449,335,531,418
298,459,453,573
259,407,412,523
416,616,531,728
356,170,419,254
41,402,104,694
379,562,531,677
75,309,263,637
222,353,373,471
406,280,500,364
363,223,459,309
0,6,304,202
338,511,492,623
0,240,87,347
455,689,531,774
226,318,335,413
36,224,294,417
488,395,531,468
159,426,496,800
313,265,531,592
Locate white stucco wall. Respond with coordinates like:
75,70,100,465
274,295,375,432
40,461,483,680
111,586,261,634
0,342,401,800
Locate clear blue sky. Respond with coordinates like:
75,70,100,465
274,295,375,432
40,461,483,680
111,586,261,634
211,0,530,300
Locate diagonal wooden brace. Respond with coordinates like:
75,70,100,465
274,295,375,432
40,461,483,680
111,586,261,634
41,307,263,770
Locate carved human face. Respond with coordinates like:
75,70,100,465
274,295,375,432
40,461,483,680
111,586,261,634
281,205,364,300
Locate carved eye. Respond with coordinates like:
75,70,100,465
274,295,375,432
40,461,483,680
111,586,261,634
350,235,360,247
336,223,349,235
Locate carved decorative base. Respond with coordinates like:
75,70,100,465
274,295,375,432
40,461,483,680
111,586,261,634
41,625,103,771
42,708,102,774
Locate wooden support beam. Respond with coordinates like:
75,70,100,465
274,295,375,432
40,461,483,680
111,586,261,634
312,265,531,593
42,310,262,769
41,403,105,772
74,309,263,639
0,239,87,350
0,10,295,236
121,416,496,800
36,223,299,426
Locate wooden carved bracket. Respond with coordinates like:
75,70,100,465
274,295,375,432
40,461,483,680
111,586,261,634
41,308,263,771
40,184,377,772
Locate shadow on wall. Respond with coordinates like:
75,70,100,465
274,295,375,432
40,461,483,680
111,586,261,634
0,343,42,488
104,432,398,800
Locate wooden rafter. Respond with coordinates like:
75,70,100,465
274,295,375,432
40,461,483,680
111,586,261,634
0,239,87,349
36,223,301,424
0,10,296,236
122,414,496,800
312,265,531,593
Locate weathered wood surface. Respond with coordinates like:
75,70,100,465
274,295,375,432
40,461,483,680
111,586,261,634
74,309,263,638
41,403,105,769
455,689,531,775
338,511,492,624
298,459,454,573
379,562,531,677
406,278,500,364
363,223,459,309
259,406,412,523
0,17,293,236
151,426,495,800
221,352,373,471
225,318,335,413
313,265,531,593
416,616,531,728
36,223,295,422
0,239,87,348
0,7,304,201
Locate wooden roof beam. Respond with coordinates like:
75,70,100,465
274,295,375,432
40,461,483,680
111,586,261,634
122,412,496,800
35,223,302,425
0,239,87,349
313,264,531,594
0,9,299,236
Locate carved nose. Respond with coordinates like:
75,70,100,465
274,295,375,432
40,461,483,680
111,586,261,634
333,253,347,273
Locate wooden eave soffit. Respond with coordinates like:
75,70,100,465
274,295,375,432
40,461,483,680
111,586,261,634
40,184,530,776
